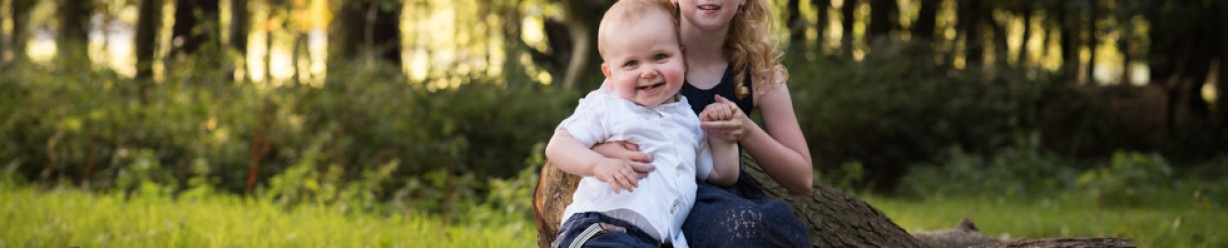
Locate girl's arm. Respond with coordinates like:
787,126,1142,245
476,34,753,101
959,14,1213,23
741,83,814,195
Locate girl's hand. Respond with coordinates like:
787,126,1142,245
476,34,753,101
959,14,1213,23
592,158,655,194
592,141,653,164
700,95,746,142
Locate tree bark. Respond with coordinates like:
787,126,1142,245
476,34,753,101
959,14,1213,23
911,0,938,41
136,0,165,81
330,0,401,67
58,0,94,58
533,153,927,248
534,154,1137,248
558,0,611,89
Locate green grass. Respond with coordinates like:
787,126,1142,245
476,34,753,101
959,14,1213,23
6,182,1225,247
0,184,535,247
864,194,1227,248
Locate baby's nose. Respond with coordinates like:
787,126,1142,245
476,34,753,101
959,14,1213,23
639,68,659,79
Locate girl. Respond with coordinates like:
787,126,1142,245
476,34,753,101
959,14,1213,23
594,0,814,246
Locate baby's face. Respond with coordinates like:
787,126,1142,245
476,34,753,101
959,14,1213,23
601,11,685,107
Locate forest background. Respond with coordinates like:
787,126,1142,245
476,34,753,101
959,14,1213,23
1,0,1225,247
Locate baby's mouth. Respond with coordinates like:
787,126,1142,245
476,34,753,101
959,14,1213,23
637,82,665,91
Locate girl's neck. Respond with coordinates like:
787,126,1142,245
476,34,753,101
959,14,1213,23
681,22,730,66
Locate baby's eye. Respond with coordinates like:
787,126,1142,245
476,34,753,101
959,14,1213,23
624,60,639,67
654,54,667,61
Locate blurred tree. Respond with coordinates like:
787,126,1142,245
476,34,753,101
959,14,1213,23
1145,0,1222,130
557,0,613,89
788,0,805,45
1056,0,1079,82
1087,0,1098,83
229,0,250,80
811,0,831,53
840,0,857,56
911,0,938,42
956,0,982,67
1016,1,1034,67
9,0,35,62
58,0,95,58
136,0,165,82
330,0,402,67
867,0,897,45
170,0,221,56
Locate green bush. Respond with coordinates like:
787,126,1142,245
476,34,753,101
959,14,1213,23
0,53,575,217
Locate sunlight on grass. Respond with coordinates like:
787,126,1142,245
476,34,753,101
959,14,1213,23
865,194,1226,248
0,185,534,247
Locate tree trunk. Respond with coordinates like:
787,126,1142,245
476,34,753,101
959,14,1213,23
840,0,858,56
958,0,983,67
330,0,364,61
533,154,1136,248
8,0,35,62
1087,0,1098,84
911,0,938,41
1017,3,1033,67
533,153,927,248
330,0,401,67
1117,13,1131,85
136,0,165,82
58,0,94,59
1059,3,1079,83
867,0,898,45
365,0,402,67
812,0,831,53
558,0,611,89
987,10,1009,68
229,0,250,80
171,0,220,56
788,0,805,46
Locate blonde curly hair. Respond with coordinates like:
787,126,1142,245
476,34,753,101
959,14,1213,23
724,0,789,100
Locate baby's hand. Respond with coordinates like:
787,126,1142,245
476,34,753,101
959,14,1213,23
699,96,746,142
699,98,738,122
592,158,654,194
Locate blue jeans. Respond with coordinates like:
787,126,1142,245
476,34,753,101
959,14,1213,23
682,173,810,247
555,212,671,248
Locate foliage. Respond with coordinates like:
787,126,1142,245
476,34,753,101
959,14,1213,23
898,132,1080,199
0,53,575,217
786,41,1057,189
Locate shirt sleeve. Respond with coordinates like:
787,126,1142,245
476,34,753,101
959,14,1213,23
557,92,609,148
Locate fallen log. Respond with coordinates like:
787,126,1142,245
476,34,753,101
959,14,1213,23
532,154,1135,248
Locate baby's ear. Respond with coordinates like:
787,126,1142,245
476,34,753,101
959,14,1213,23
601,63,611,78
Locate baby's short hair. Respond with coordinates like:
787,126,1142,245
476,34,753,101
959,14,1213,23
597,0,680,59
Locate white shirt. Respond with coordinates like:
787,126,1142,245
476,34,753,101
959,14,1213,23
558,89,712,247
